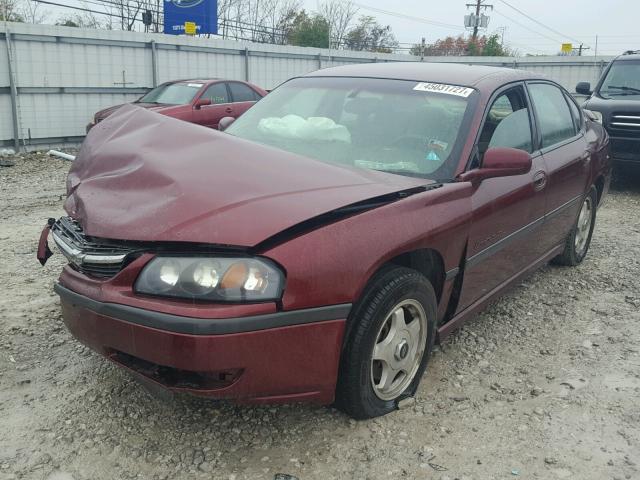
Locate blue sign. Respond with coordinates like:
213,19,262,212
163,0,217,35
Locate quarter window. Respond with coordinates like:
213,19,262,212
528,83,577,148
201,83,229,104
564,92,583,133
229,82,259,102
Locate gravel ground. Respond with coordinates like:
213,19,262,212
1,151,639,480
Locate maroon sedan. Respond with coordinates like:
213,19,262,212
86,79,266,132
40,63,610,419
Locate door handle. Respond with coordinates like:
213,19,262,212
533,171,547,191
225,107,233,113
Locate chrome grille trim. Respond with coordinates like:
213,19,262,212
611,122,640,128
52,217,138,279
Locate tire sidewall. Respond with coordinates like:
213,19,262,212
343,268,437,418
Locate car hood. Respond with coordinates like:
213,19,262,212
66,105,431,247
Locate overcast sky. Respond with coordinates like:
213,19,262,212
40,0,640,56
310,0,640,56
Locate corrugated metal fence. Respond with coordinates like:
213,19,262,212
0,22,613,150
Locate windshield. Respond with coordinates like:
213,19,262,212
226,76,474,179
599,60,640,99
138,82,202,105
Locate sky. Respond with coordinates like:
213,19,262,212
308,0,640,56
36,0,640,56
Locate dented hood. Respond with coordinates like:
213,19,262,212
66,105,430,247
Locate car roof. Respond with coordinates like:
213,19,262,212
305,62,545,89
170,79,219,84
615,52,640,61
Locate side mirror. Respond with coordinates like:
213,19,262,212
459,147,532,183
194,98,212,110
218,116,236,132
576,81,592,95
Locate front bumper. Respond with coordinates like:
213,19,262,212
56,283,349,404
609,136,640,165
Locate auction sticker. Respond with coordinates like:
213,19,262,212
413,82,474,97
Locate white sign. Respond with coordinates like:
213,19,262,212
413,82,475,97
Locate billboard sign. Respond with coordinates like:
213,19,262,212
164,0,217,35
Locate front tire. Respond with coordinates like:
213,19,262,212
336,267,437,419
553,186,597,266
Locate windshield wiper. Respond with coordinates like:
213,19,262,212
606,85,640,94
372,169,429,178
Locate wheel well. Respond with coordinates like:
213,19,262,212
341,248,447,352
385,249,445,302
595,175,605,205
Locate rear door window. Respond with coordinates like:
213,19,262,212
201,83,230,104
528,83,577,148
229,82,259,102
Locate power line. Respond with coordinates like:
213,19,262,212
497,0,587,46
493,8,563,45
348,1,465,31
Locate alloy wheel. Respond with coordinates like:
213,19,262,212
370,299,428,401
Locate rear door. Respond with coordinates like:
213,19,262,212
526,82,591,251
457,83,548,311
228,81,261,117
192,82,233,129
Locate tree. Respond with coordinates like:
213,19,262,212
20,0,48,23
409,33,513,57
344,15,397,53
318,0,358,48
482,34,508,56
287,10,329,48
55,11,104,29
0,0,25,22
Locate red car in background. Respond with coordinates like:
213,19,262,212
86,79,267,132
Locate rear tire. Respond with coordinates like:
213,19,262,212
553,186,597,266
335,267,437,419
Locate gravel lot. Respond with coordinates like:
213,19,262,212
1,151,639,480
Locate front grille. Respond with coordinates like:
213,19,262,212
109,350,242,391
609,112,640,138
52,217,140,279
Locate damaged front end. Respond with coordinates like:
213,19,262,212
48,216,140,277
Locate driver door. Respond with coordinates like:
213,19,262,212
456,84,548,312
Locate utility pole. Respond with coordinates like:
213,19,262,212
496,26,506,47
421,37,426,61
573,43,590,56
465,0,493,42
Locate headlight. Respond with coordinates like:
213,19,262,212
135,256,285,302
584,109,603,124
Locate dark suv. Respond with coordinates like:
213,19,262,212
577,51,640,168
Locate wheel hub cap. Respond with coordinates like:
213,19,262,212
395,340,410,361
370,299,428,401
574,196,593,256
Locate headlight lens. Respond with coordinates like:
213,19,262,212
584,109,603,124
135,256,284,302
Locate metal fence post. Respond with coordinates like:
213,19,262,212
150,40,158,87
244,47,250,81
318,52,322,69
5,30,21,152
